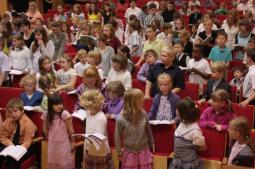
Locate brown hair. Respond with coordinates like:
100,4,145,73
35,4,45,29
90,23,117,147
103,24,115,39
59,54,74,68
144,49,158,59
11,34,25,50
111,55,128,70
106,81,125,97
32,27,49,53
229,117,255,153
38,56,56,83
7,98,24,112
88,50,102,65
122,89,145,124
83,67,102,89
38,75,54,93
211,89,232,112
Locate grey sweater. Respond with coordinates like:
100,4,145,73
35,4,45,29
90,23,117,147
114,112,154,155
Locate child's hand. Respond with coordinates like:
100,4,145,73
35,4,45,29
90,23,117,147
38,40,44,47
105,113,110,119
197,99,206,105
239,100,249,108
109,114,116,119
144,94,151,100
214,124,222,131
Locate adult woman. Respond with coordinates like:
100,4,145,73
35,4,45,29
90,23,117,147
222,9,239,49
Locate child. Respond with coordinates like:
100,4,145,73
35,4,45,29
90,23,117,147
174,41,190,68
79,90,112,169
71,4,85,21
209,31,232,66
106,55,132,90
86,50,104,79
60,21,75,44
74,67,105,112
20,74,44,107
198,62,231,104
240,48,255,107
55,54,77,92
228,117,255,167
199,89,235,131
105,81,125,119
179,30,193,57
54,5,67,22
230,67,244,91
33,75,54,112
115,89,154,169
148,73,180,122
156,23,173,48
189,5,202,25
9,34,30,72
215,2,227,15
74,49,90,77
1,20,13,55
48,21,66,62
187,45,211,96
0,98,37,169
70,16,80,39
169,97,206,169
36,57,56,88
126,20,143,57
117,45,135,73
41,93,75,169
190,24,198,43
137,49,158,83
29,27,55,73
0,41,10,87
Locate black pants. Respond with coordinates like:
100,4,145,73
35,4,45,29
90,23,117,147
0,144,36,169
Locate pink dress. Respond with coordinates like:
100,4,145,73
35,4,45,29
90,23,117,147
42,110,75,169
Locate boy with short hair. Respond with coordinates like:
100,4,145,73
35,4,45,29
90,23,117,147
174,41,190,68
157,23,173,47
0,98,37,169
187,45,211,96
209,31,232,66
198,61,231,104
229,67,244,90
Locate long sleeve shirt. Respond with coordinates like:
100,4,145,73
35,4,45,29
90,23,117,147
9,46,30,71
199,106,235,131
0,113,37,149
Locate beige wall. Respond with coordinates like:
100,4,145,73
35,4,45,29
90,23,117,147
0,0,8,15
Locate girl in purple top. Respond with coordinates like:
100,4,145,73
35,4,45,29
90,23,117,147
104,81,125,119
199,89,235,131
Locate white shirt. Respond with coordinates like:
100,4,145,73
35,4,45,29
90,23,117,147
127,31,143,56
29,40,55,73
243,65,255,98
197,23,218,35
85,111,110,156
106,68,132,90
9,46,30,71
74,62,90,77
125,7,142,21
187,58,211,95
0,51,10,73
237,3,249,12
175,122,205,146
157,32,172,47
188,0,201,7
221,21,239,49
56,68,77,85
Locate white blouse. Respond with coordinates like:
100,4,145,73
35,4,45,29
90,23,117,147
9,46,30,71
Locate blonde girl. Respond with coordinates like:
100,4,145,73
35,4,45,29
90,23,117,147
106,55,132,90
20,74,44,107
73,49,90,77
79,89,113,169
9,34,30,72
55,54,77,92
228,116,255,167
115,89,154,169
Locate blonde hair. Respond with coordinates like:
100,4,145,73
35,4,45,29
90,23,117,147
79,89,105,114
157,73,172,86
122,89,144,124
76,49,88,59
20,74,37,87
88,50,102,65
106,81,125,97
161,46,176,58
60,54,74,68
83,67,102,89
7,98,24,112
211,89,232,112
211,61,227,73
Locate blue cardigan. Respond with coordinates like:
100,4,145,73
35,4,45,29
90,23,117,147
148,92,180,121
20,91,44,107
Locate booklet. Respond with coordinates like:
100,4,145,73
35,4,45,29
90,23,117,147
71,109,87,121
9,70,23,75
72,133,106,150
197,35,213,44
23,106,33,111
0,145,27,161
67,90,77,95
179,66,188,70
149,120,174,125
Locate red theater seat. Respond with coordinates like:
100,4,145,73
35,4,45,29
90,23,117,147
178,82,199,100
0,87,23,108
